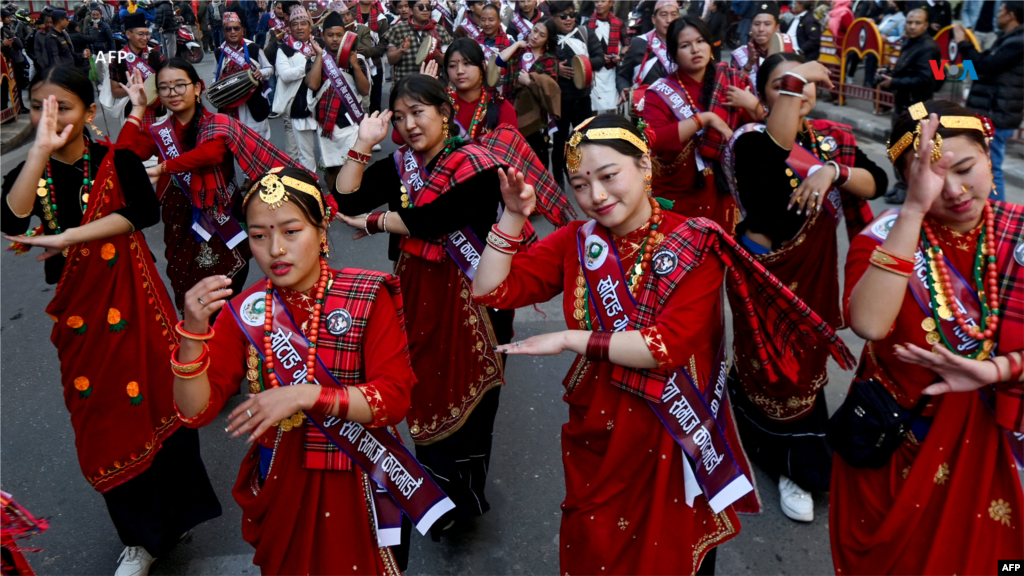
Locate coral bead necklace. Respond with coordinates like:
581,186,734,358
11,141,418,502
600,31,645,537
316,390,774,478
39,137,93,234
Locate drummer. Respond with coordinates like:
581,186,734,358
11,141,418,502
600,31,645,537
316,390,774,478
109,11,165,128
583,0,626,113
505,0,548,42
301,10,371,185
549,0,604,188
616,0,679,112
353,0,390,116
383,0,452,89
730,1,785,96
212,12,274,140
453,0,486,42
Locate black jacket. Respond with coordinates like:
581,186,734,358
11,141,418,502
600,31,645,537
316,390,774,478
154,1,179,33
555,25,605,102
794,10,822,61
889,33,940,112
705,9,730,62
43,28,77,69
961,25,1024,129
616,33,671,92
855,0,885,23
86,20,116,53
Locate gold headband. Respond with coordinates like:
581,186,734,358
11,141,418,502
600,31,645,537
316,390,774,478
243,168,326,216
565,117,650,174
886,102,987,165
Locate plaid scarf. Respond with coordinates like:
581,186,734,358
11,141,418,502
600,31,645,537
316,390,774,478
477,127,576,226
502,49,558,98
807,119,874,240
588,12,625,58
193,112,305,215
355,1,384,32
409,17,436,33
611,216,856,402
303,269,409,471
694,63,754,162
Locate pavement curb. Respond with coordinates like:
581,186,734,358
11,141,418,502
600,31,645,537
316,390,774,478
1,117,34,155
807,102,1024,188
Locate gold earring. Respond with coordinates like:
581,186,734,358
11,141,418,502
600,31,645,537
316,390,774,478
320,236,330,258
989,161,998,195
644,173,652,196
89,123,103,138
442,117,450,141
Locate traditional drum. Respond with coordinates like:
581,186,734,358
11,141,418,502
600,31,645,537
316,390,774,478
206,68,258,109
415,34,440,65
617,84,648,120
337,31,357,66
143,73,159,106
485,53,502,87
768,32,796,57
572,54,592,90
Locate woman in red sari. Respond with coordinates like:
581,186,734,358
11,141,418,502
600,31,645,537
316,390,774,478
117,58,299,315
722,54,884,523
172,167,417,575
833,99,1023,574
642,16,764,233
471,113,855,575
2,67,220,576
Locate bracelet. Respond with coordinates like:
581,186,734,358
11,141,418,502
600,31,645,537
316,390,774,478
381,210,389,234
1007,352,1023,382
127,114,142,125
176,320,215,341
990,357,1005,383
170,342,210,372
172,352,211,379
489,223,524,243
869,246,914,277
778,72,807,98
486,230,518,255
346,148,371,165
827,161,841,184
876,246,915,263
312,385,350,415
365,211,385,235
585,331,613,362
836,163,851,186
691,113,704,133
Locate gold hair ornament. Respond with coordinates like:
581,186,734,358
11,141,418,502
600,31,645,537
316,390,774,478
565,117,650,174
243,167,325,216
886,102,987,165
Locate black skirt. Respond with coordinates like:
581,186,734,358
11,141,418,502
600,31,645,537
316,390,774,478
101,426,222,557
727,370,833,493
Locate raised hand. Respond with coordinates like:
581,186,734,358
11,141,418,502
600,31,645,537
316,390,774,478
183,275,234,334
497,167,536,218
894,343,998,395
356,110,393,148
419,59,438,78
792,61,835,90
32,96,74,157
120,68,149,109
903,114,954,216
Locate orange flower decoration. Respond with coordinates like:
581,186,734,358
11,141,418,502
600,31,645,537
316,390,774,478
67,315,87,335
108,308,128,333
126,381,144,406
74,376,92,399
100,243,118,268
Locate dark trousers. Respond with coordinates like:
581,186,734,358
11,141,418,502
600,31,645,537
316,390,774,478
370,60,384,114
551,96,594,187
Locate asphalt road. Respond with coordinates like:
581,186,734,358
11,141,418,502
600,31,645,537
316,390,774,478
1,53,1022,576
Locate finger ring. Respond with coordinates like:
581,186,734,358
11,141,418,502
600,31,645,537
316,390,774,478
246,409,253,418
515,341,523,347
198,297,205,306
812,191,820,197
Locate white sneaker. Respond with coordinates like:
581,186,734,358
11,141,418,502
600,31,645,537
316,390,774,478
372,144,382,152
115,546,156,576
778,475,813,522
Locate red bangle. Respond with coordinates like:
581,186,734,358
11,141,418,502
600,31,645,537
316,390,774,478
990,357,1005,383
313,385,350,416
869,246,914,277
691,113,704,132
489,223,524,243
171,342,209,369
127,114,142,124
778,73,807,97
1006,352,1023,382
176,320,215,341
365,211,385,235
346,148,371,165
586,331,613,362
836,163,851,186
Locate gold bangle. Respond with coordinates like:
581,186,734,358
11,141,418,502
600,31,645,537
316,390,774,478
175,364,210,379
868,258,911,278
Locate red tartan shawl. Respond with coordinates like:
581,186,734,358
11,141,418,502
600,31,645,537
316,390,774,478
477,127,577,227
303,269,410,471
355,1,384,31
694,63,754,162
398,143,506,262
808,119,874,239
588,13,625,58
487,28,513,51
611,216,856,402
47,142,181,492
193,112,306,214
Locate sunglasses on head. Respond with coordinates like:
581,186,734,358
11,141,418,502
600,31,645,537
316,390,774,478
557,11,575,20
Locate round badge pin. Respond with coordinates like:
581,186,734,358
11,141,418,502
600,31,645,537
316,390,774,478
1015,241,1024,266
240,292,267,326
325,308,353,336
652,250,678,276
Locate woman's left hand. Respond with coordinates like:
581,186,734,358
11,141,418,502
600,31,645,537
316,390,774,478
3,231,75,261
894,343,997,395
145,162,165,186
789,163,835,214
724,85,758,112
335,212,370,240
226,385,318,442
419,59,438,78
494,331,568,356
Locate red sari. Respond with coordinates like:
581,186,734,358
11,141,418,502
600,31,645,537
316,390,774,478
46,142,181,492
476,212,741,575
644,64,755,234
178,269,415,576
830,202,1024,575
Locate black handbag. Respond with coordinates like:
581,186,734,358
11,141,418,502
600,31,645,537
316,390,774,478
826,379,930,469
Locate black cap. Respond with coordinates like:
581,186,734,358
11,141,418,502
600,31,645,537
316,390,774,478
0,9,11,18
322,9,344,30
752,1,780,20
123,11,147,30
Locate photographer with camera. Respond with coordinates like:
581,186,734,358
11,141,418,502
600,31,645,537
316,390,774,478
876,8,940,203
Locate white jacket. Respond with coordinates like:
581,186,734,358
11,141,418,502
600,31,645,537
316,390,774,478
273,47,309,115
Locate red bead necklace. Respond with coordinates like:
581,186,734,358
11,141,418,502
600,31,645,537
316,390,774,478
262,258,330,388
921,201,1000,342
447,86,488,140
